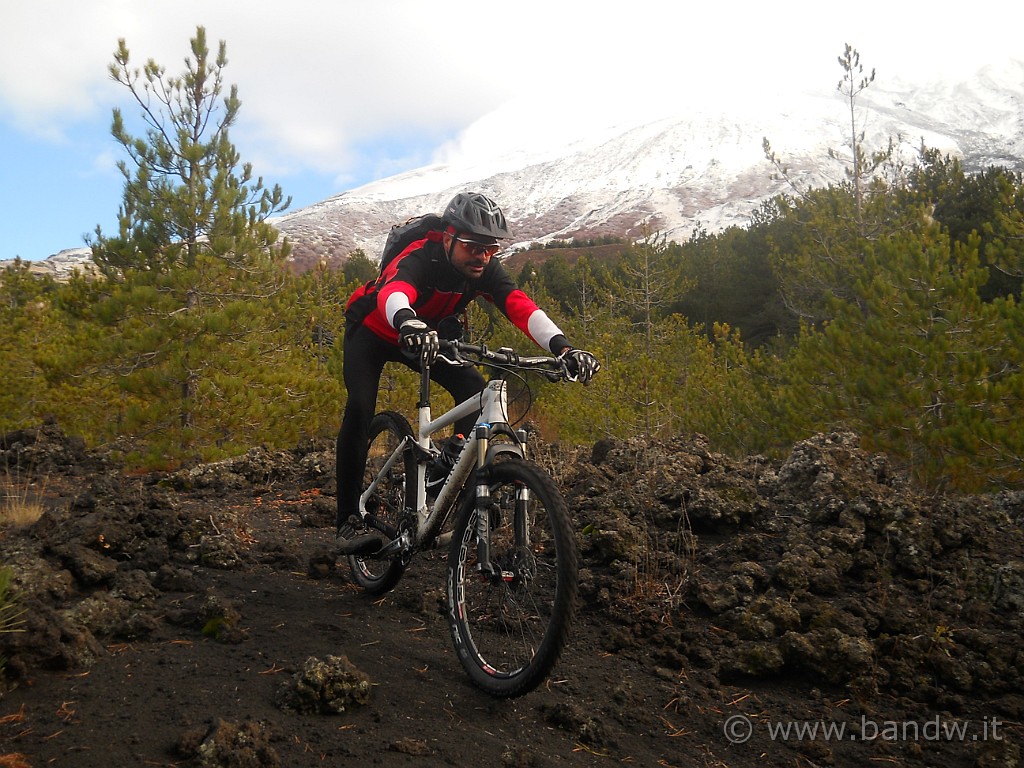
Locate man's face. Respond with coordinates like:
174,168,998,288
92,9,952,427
447,233,500,279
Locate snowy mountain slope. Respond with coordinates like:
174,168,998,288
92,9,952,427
273,58,1023,267
10,60,1022,279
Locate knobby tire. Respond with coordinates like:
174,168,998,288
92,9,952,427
346,411,413,595
445,459,579,697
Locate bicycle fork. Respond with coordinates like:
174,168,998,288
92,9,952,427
472,424,529,584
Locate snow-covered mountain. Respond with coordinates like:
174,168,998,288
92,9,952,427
10,59,1023,280
272,57,1024,268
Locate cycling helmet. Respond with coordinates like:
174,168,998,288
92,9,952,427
442,192,510,240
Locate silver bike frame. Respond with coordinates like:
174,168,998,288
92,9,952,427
357,376,516,546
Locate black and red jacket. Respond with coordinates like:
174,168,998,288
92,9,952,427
345,235,568,353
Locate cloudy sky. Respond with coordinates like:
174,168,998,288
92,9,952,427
2,0,1020,261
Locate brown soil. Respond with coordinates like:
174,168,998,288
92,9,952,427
0,422,1022,767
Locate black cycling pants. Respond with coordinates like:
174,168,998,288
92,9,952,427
335,322,485,528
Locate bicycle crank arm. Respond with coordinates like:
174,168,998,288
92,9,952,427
360,531,411,561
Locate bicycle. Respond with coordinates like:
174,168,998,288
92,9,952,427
339,336,585,697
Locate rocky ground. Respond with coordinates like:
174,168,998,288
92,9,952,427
0,422,1021,767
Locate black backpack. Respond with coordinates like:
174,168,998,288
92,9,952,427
344,213,447,326
379,213,446,271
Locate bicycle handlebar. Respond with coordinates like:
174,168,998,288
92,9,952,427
435,339,571,382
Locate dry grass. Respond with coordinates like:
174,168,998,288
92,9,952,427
0,474,46,529
0,567,25,636
624,507,697,624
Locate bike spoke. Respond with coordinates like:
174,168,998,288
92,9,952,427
347,412,411,594
447,459,577,697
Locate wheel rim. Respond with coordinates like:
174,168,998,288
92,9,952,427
452,479,564,679
353,424,406,581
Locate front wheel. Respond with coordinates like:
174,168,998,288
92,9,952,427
446,459,579,697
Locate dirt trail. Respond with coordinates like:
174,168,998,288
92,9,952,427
0,424,1021,766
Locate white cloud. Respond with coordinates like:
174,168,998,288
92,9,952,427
1,0,1021,187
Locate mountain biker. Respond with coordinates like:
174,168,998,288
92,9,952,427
335,191,600,555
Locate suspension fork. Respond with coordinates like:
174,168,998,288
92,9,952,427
513,427,531,562
473,425,532,581
473,423,496,576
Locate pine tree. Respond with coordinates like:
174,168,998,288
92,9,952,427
342,250,378,286
0,261,55,431
906,149,1023,300
829,44,897,227
985,170,1024,284
778,226,1022,488
762,45,910,325
93,26,290,277
80,26,295,462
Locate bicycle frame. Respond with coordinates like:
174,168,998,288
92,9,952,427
357,346,529,551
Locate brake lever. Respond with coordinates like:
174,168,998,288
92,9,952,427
434,340,461,367
434,352,464,366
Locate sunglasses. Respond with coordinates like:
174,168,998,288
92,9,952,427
454,237,501,258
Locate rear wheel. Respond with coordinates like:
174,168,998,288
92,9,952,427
346,411,413,595
446,459,578,697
